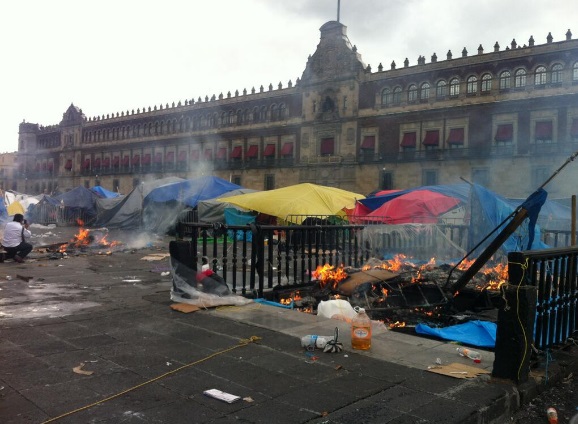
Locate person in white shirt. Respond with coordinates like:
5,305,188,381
1,214,33,263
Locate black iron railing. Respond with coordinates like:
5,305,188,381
174,222,367,298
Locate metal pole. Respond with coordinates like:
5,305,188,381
572,194,576,245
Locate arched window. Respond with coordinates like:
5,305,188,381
228,110,235,125
220,112,227,126
279,103,286,119
573,62,578,81
259,105,267,121
237,109,243,124
551,64,563,84
499,71,511,90
449,78,460,96
534,66,547,86
381,88,391,106
466,76,478,94
481,73,492,92
514,69,526,88
436,80,447,98
271,104,278,121
252,107,259,122
420,82,430,100
408,84,418,102
392,87,402,105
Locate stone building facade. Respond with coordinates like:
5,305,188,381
0,152,17,192
15,21,578,199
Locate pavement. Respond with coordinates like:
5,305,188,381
1,225,578,424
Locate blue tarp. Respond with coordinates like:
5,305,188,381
415,320,497,348
91,186,121,198
144,176,243,208
224,207,256,241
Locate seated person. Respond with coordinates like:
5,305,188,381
2,214,33,263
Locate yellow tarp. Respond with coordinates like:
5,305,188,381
7,201,25,216
218,183,364,224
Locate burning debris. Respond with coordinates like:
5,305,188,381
273,255,509,328
43,220,123,258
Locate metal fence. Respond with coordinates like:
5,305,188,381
174,221,367,297
508,247,578,350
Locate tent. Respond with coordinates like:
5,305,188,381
93,177,184,229
220,183,365,224
364,190,462,224
144,176,243,208
28,186,100,225
91,185,121,198
197,188,257,223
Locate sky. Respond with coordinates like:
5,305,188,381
1,0,577,153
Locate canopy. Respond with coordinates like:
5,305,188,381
145,176,243,208
220,183,364,224
7,201,25,216
365,190,461,224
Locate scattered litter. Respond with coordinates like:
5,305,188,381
5,276,12,281
426,362,490,379
203,389,241,403
243,397,254,403
16,275,34,282
547,407,558,424
122,278,142,283
72,363,94,376
160,271,170,277
166,362,172,366
170,303,200,313
140,253,170,261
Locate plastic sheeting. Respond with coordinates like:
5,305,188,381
91,185,121,198
415,320,497,348
224,208,256,241
221,183,364,224
197,188,257,223
170,257,253,308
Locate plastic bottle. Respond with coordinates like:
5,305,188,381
351,307,372,350
301,335,332,349
546,407,558,424
456,347,482,363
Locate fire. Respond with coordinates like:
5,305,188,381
388,321,406,329
481,261,508,290
313,264,348,289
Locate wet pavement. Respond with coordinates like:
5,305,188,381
1,225,577,423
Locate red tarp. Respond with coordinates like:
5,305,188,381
365,190,461,224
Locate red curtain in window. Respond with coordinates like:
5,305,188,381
82,159,90,169
495,124,513,142
246,145,258,158
320,138,334,155
447,128,464,144
535,121,552,139
65,159,73,170
142,154,151,165
263,144,276,157
216,147,227,159
231,146,242,158
422,130,439,146
400,132,416,147
281,142,293,156
122,155,130,166
361,136,375,149
132,155,140,165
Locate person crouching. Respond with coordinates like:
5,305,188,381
2,214,33,263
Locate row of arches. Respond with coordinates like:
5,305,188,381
381,62,578,106
82,103,288,143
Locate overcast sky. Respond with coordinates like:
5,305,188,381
1,0,576,153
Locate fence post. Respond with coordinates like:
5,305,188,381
492,251,537,383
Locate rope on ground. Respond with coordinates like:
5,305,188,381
40,336,262,424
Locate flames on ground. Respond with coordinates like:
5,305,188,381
278,255,508,328
56,220,122,254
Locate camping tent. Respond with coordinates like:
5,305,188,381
144,176,243,208
91,185,121,198
28,186,100,225
220,183,365,224
197,188,257,223
93,177,184,229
